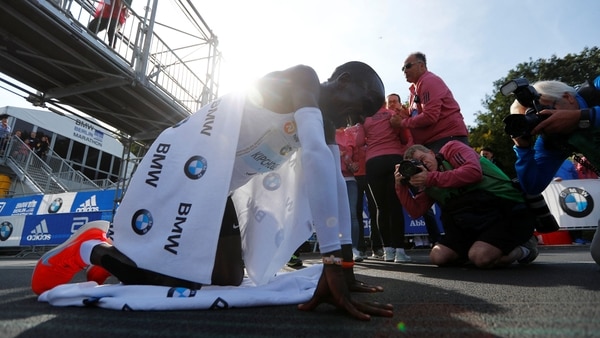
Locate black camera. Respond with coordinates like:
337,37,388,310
500,78,553,138
523,193,560,233
511,178,560,233
398,159,424,179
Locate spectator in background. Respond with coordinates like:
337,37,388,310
392,52,469,153
575,155,599,179
346,124,382,259
553,158,578,181
552,158,591,245
480,147,507,174
358,99,412,263
395,142,539,267
391,52,470,247
11,130,30,161
26,131,39,150
34,135,50,161
389,93,441,248
88,0,129,48
0,116,11,154
336,127,365,262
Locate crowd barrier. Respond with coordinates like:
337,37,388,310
1,179,597,253
0,190,117,250
542,179,599,229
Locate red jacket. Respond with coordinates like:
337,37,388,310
94,0,128,24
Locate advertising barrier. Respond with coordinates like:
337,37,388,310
542,179,599,229
0,189,117,248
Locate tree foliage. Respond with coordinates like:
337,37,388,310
468,46,600,178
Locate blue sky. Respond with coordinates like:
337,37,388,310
1,0,598,128
198,0,599,127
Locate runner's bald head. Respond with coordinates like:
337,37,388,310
329,61,385,118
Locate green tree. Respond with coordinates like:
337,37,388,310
469,46,600,178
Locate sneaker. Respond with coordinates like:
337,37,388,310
413,236,424,248
518,235,539,265
370,248,384,259
352,248,364,262
286,255,303,268
394,250,412,263
86,265,112,285
383,247,395,262
31,221,110,295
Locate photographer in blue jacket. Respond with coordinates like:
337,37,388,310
503,77,600,265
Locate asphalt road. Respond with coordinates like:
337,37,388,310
1,245,599,338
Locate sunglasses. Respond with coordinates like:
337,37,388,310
402,61,422,72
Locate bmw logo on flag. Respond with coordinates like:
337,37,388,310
132,209,153,235
0,221,13,241
184,156,208,180
167,287,197,297
48,197,63,213
559,187,594,218
262,172,281,191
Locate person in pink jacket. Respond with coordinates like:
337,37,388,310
393,52,469,153
358,99,412,263
87,0,129,47
344,124,381,258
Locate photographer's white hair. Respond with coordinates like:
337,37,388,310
532,80,577,100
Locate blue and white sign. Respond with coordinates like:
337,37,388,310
542,179,600,229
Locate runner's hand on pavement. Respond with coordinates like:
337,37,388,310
297,264,393,320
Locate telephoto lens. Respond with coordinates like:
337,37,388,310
524,193,560,233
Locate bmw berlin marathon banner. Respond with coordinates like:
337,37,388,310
0,189,117,248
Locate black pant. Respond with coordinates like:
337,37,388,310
366,155,406,248
88,17,119,47
355,175,381,251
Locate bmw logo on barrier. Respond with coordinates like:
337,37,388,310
0,221,13,241
132,209,153,235
184,156,208,180
262,172,281,191
48,197,63,213
559,187,594,217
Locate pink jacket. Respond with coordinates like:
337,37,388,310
360,107,412,161
344,124,367,176
395,140,483,217
335,128,358,178
95,0,128,24
401,71,468,145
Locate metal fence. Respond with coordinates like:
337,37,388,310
48,0,221,114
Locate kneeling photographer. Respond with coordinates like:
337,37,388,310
502,77,600,266
394,142,538,268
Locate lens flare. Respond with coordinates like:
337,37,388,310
396,322,406,332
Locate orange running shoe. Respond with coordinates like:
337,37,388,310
31,220,110,295
86,265,112,285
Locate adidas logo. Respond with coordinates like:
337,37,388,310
27,219,52,241
75,195,100,212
